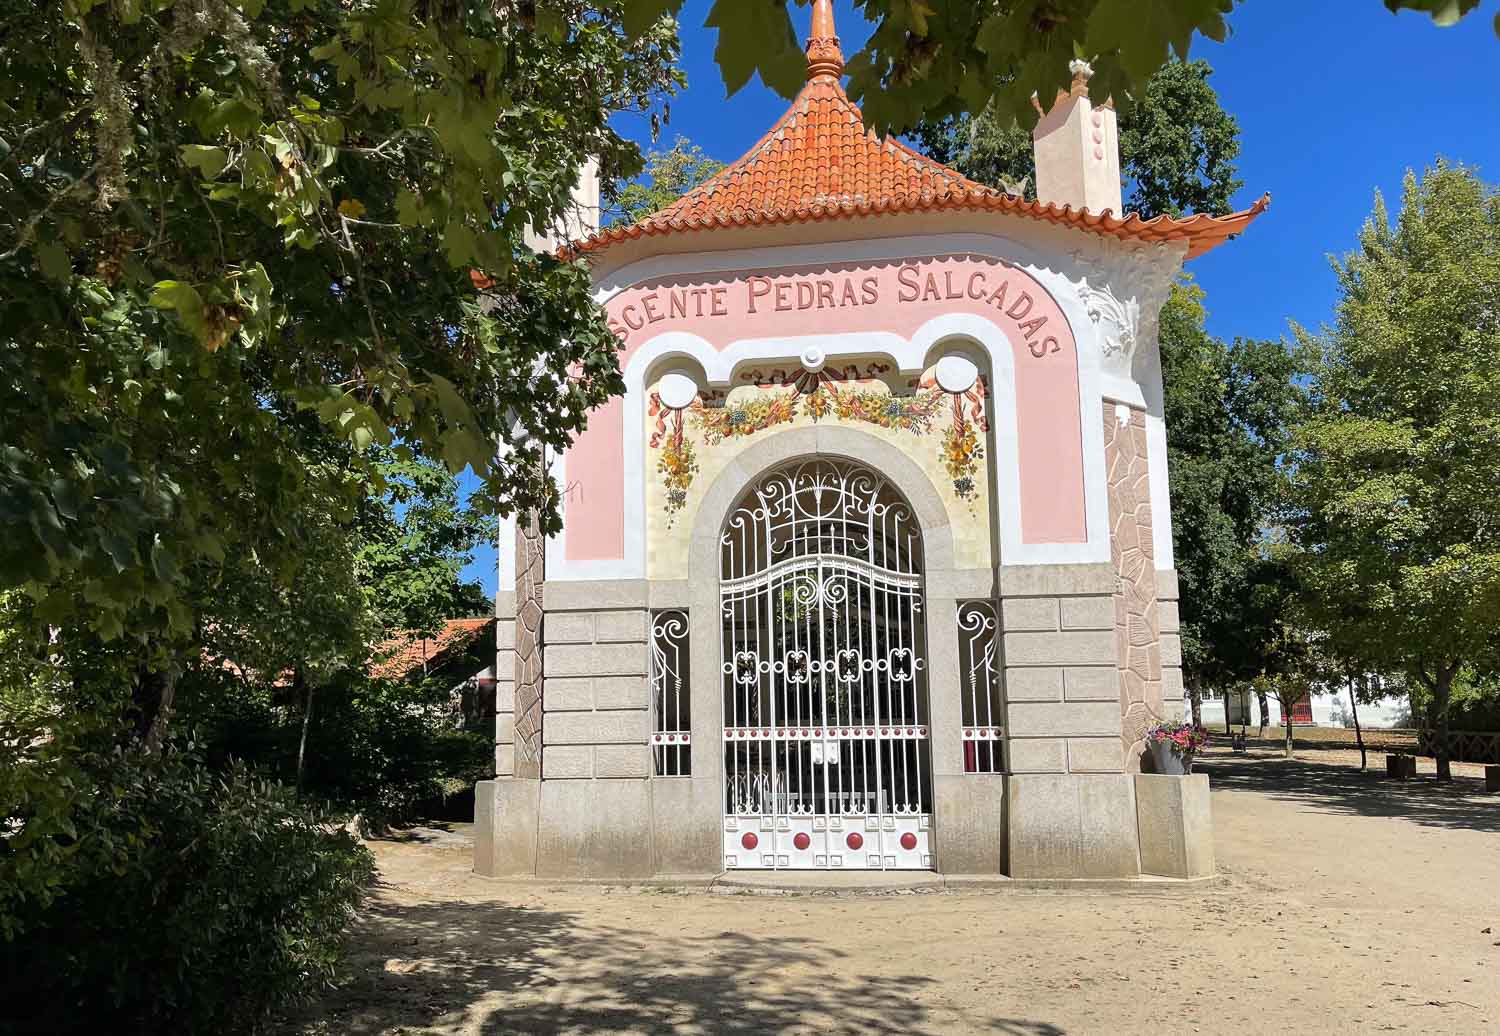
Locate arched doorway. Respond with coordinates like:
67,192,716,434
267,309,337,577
720,458,932,870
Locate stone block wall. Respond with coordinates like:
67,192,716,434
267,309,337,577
539,582,652,781
494,591,516,777
999,563,1125,775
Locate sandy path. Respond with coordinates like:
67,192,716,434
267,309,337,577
283,753,1500,1036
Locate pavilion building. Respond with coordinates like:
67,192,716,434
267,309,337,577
476,0,1266,880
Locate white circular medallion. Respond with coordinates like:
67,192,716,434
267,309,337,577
800,346,827,374
934,355,979,394
657,371,699,410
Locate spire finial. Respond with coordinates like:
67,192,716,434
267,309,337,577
806,0,844,81
1068,58,1094,97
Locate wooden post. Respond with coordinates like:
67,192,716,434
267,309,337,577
1348,674,1366,771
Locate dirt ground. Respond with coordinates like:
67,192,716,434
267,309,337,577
282,749,1500,1036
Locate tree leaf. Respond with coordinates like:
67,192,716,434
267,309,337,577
180,144,230,179
36,240,71,283
705,0,803,98
149,281,205,318
623,0,680,38
149,281,211,344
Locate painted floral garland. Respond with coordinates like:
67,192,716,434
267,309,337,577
694,391,799,444
811,383,946,433
650,361,991,517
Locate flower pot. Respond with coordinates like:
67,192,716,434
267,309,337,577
1149,741,1193,775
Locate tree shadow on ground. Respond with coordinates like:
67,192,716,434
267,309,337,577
281,887,1064,1035
1199,755,1500,834
379,822,474,848
382,821,455,841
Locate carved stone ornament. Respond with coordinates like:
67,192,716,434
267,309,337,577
657,371,699,411
934,354,979,395
513,506,545,779
1069,243,1182,383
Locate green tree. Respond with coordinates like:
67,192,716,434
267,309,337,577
613,136,726,224
1287,162,1500,781
1161,292,1301,721
354,449,497,636
626,0,1496,133
187,445,494,789
2,0,681,741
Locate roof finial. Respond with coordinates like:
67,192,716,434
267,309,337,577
806,0,844,81
1068,58,1094,97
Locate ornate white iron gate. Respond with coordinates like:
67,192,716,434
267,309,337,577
720,459,932,870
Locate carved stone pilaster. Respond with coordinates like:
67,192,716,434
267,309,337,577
513,509,545,778
1103,402,1163,771
1070,243,1181,389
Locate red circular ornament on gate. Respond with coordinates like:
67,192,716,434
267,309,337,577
846,832,864,850
900,832,918,851
793,832,811,850
741,832,758,850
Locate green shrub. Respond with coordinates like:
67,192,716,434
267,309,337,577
0,720,375,1034
301,676,493,825
174,667,493,827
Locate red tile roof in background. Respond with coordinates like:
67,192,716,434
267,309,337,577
371,617,494,681
575,0,1266,261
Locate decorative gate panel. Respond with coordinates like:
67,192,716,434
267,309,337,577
720,459,932,871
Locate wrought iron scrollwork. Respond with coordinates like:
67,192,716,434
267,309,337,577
720,459,932,870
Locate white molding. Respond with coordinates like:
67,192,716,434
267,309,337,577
935,355,979,394
498,512,516,592
595,232,1089,305
1135,328,1176,571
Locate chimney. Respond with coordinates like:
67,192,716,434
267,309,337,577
1031,60,1122,215
524,157,601,252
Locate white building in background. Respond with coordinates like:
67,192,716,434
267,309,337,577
1189,687,1411,730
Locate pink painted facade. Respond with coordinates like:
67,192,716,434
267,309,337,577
565,254,1087,561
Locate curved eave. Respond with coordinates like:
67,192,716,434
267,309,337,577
568,192,1271,264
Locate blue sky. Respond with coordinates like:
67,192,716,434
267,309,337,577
462,1,1500,597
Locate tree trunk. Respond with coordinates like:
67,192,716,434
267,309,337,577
1348,675,1366,771
1257,689,1269,738
132,666,178,754
1189,685,1203,728
1432,665,1455,782
295,670,313,792
1284,703,1294,758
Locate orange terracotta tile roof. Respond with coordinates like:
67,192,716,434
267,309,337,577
371,617,494,681
576,1,1266,262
